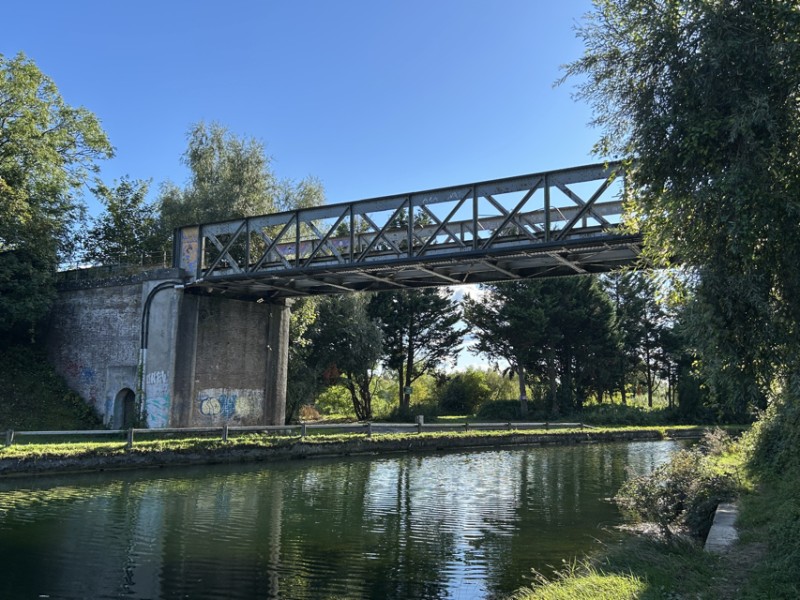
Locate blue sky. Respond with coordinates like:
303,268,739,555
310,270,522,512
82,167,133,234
3,0,599,215
5,1,601,370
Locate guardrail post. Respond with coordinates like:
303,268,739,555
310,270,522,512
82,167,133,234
222,424,229,442
126,428,134,450
545,421,549,430
5,430,14,446
507,422,512,431
580,421,584,430
366,422,372,438
301,423,307,438
464,422,469,432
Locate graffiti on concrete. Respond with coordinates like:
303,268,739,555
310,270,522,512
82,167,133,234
179,226,200,276
197,388,263,423
145,370,170,428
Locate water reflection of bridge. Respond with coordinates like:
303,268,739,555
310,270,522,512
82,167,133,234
174,161,640,300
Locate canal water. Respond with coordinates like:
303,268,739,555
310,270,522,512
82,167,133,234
0,441,678,599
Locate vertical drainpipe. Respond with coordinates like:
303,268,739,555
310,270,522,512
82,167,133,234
137,280,184,427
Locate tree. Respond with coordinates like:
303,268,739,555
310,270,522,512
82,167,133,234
81,177,163,266
603,271,668,407
467,277,619,417
603,271,647,404
283,297,322,423
307,294,383,420
564,1,800,409
156,121,328,421
368,289,463,414
463,282,547,418
158,121,325,231
0,53,113,339
541,276,620,414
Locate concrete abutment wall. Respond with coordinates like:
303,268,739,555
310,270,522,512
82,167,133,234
47,269,289,428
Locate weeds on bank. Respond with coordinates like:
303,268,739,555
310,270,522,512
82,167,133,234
510,560,646,600
733,398,800,598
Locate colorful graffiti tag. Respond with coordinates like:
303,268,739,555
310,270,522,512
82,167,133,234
145,370,171,428
197,388,263,424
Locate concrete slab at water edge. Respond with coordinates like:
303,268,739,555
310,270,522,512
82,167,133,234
705,502,739,553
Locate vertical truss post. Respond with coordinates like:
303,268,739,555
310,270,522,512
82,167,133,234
544,174,551,242
407,196,414,258
198,225,205,277
349,207,355,263
472,185,478,250
244,221,251,270
294,211,301,268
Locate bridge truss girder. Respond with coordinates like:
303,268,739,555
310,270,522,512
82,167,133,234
174,162,641,300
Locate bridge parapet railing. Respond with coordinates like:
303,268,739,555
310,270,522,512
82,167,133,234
174,162,628,284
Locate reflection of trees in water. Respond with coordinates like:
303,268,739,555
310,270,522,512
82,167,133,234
477,444,643,596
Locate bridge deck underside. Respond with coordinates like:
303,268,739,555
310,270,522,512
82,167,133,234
187,235,641,299
176,162,642,300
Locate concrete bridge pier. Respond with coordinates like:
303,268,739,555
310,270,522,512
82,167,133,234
170,293,290,427
47,270,291,429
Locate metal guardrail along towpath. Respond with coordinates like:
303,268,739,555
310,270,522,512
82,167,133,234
2,421,590,448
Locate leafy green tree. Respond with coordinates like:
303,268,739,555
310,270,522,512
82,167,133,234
604,271,669,407
603,271,648,404
81,177,163,266
463,282,547,417
368,289,463,414
159,121,276,228
564,0,800,408
158,121,325,231
308,294,383,420
467,277,619,417
0,53,113,339
284,297,322,423
542,276,620,413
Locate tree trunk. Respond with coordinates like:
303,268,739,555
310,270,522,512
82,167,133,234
547,357,558,417
403,324,414,412
645,345,654,408
620,359,627,405
516,362,528,419
397,363,407,413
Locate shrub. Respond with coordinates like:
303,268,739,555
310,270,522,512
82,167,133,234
314,385,356,418
745,395,800,477
615,430,738,540
436,370,492,415
298,405,321,422
384,401,440,422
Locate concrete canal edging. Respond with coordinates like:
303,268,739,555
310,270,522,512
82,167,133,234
0,427,706,478
705,502,739,553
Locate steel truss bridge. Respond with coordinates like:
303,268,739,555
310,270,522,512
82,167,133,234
174,161,641,300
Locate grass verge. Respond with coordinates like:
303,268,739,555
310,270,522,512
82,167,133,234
0,426,706,476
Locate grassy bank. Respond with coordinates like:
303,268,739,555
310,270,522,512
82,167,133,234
0,425,706,477
0,345,102,431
